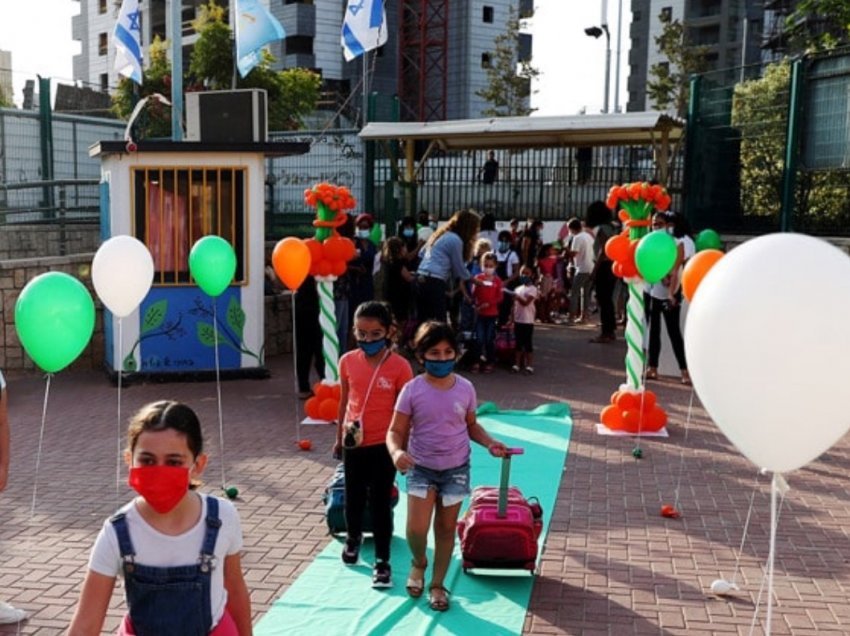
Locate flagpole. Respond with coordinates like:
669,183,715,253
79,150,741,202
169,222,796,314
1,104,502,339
170,0,183,141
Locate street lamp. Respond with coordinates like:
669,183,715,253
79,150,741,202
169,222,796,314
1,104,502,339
584,24,611,114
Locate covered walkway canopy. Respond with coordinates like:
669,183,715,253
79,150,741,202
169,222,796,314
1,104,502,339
359,111,685,212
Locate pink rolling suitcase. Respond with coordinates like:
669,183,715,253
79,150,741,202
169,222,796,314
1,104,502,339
456,448,543,573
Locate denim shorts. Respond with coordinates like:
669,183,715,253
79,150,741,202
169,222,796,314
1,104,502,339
406,462,471,507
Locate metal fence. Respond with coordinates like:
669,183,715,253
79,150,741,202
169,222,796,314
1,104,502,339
369,145,684,233
685,48,850,237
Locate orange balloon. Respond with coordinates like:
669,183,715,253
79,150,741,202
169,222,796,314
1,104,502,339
605,234,630,262
618,209,629,223
319,398,338,421
305,397,321,419
612,262,624,278
616,391,639,411
330,384,341,399
304,238,324,265
298,439,312,451
601,405,624,430
330,259,348,277
315,259,333,277
324,236,355,262
645,406,668,432
272,238,312,290
641,390,657,412
314,382,334,401
682,249,724,301
610,390,621,405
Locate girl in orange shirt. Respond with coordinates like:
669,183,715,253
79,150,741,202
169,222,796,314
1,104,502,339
335,301,414,588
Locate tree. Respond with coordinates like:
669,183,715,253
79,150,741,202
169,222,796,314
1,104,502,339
731,61,789,220
646,10,709,116
113,0,320,136
476,7,539,117
0,87,10,108
786,0,850,52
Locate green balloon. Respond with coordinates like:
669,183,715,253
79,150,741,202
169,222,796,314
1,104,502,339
695,229,722,252
189,236,237,297
15,272,95,373
369,223,383,246
635,231,678,283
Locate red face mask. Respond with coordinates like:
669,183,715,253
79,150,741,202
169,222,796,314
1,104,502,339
128,465,190,514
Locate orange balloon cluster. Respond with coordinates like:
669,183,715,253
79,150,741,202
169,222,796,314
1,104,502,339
305,381,342,422
303,183,356,213
605,232,640,279
304,236,356,278
606,182,671,212
600,389,667,433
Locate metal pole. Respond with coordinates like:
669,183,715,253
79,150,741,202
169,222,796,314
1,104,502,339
740,17,749,83
780,58,804,233
603,26,611,114
614,0,623,112
170,0,183,141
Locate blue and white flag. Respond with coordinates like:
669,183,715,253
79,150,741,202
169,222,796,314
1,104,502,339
235,0,286,77
113,0,143,84
341,0,388,62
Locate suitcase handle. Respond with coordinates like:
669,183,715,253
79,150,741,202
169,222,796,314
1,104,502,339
505,447,524,456
498,448,523,516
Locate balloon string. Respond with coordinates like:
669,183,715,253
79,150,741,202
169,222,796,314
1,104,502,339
726,471,763,588
764,475,779,635
671,389,696,511
30,374,52,521
116,317,123,500
213,301,226,489
291,293,301,443
748,480,787,636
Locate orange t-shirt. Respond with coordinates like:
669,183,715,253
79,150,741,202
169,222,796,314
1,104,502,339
339,349,414,447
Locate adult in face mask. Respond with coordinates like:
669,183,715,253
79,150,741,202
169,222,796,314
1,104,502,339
68,401,251,636
348,213,379,325
645,212,692,385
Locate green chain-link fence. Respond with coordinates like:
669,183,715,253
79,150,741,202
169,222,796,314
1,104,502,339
685,47,850,237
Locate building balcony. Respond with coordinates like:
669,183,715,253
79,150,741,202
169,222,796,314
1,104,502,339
71,12,84,41
763,0,794,13
518,0,535,19
284,53,315,69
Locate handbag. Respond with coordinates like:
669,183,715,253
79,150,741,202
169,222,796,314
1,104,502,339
343,349,390,449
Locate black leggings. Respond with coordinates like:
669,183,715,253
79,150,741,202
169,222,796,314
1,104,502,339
647,296,687,370
343,443,397,561
594,260,617,337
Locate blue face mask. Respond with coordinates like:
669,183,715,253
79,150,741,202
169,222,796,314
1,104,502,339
519,275,531,285
356,229,371,239
402,228,415,238
498,241,510,253
423,358,455,378
357,339,387,356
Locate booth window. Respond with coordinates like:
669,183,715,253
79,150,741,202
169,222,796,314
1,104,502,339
133,167,246,285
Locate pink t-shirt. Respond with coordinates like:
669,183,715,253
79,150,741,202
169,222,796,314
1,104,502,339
339,349,414,447
512,284,538,324
394,374,477,471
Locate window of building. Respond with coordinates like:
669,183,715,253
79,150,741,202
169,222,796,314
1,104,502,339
481,52,492,68
100,73,109,92
285,0,314,3
286,35,314,56
660,6,672,21
99,0,108,14
133,167,246,286
483,6,494,24
99,32,108,56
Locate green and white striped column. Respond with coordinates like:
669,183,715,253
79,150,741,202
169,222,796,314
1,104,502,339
624,280,646,391
317,277,339,383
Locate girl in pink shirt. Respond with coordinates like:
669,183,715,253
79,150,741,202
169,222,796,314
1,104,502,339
335,302,413,588
386,321,507,611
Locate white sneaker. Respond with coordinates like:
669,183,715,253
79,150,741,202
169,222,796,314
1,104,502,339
0,601,26,624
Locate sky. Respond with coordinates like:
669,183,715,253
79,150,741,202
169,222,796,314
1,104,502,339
0,0,632,116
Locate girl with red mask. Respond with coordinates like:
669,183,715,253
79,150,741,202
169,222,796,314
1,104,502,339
68,401,251,636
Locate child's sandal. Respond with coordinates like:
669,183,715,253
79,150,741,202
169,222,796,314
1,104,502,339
406,559,427,598
428,584,450,611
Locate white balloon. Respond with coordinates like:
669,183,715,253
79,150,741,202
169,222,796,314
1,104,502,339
684,233,850,473
92,236,155,318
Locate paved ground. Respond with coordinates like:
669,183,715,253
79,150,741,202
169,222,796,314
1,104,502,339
1,321,849,635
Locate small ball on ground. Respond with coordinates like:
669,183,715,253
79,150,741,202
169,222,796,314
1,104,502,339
224,486,239,499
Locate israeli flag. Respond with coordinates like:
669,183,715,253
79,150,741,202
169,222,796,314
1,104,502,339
114,0,143,84
341,0,388,62
235,0,286,77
